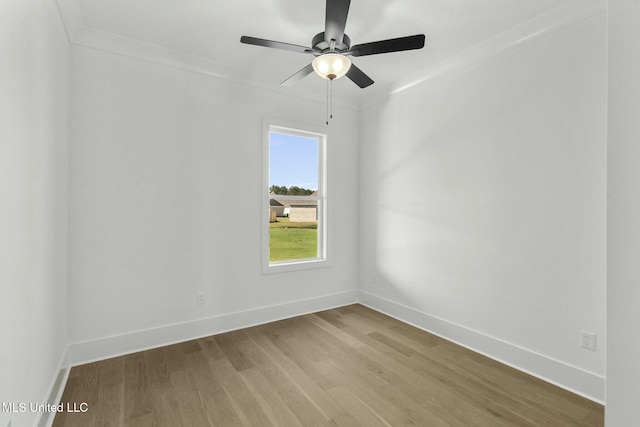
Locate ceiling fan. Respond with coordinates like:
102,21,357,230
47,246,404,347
240,0,425,89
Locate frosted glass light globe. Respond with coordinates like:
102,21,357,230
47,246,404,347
312,54,352,80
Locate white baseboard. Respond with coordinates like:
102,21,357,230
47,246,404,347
62,288,604,405
66,290,359,367
36,349,70,427
358,290,605,404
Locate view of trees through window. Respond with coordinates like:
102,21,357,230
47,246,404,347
268,129,323,264
269,185,315,196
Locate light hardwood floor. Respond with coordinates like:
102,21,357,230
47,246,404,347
53,304,603,426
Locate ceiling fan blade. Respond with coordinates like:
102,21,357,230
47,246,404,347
349,34,425,57
346,63,374,88
281,63,315,86
325,0,351,45
240,36,312,54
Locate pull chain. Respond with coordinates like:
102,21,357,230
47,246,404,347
330,78,333,120
326,78,329,125
326,77,334,126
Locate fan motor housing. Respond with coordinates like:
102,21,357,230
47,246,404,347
312,32,351,53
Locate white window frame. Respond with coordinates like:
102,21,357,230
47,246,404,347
262,118,328,274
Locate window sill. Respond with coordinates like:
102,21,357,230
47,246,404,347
263,258,329,275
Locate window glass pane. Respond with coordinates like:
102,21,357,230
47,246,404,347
269,132,318,192
268,131,320,263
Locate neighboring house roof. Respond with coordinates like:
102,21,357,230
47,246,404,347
270,197,317,208
269,189,319,208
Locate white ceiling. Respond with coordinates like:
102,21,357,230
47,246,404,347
56,0,603,104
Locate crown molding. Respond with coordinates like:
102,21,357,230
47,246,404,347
54,0,360,111
55,0,83,42
56,0,605,113
359,0,606,111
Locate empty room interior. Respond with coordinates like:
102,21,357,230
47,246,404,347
2,0,640,426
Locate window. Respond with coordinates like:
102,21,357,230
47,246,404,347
263,120,327,273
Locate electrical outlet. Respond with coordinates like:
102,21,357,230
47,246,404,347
581,331,597,351
197,293,206,306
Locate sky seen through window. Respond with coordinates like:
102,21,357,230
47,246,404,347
269,132,318,191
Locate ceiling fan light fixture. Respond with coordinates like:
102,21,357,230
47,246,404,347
312,53,351,80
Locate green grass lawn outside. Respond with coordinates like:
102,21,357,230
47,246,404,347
269,217,317,262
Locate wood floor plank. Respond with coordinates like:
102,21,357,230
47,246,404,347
360,320,574,426
123,353,151,423
244,326,341,424
161,342,187,374
93,357,125,427
214,331,254,372
206,356,273,426
326,385,391,427
147,392,185,427
304,314,367,350
371,324,595,426
183,352,242,427
354,335,532,427
53,304,603,427
239,367,304,427
253,360,328,426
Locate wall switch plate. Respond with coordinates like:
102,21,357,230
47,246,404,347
581,331,597,351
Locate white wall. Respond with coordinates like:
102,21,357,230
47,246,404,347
0,2,613,422
67,46,360,361
0,1,70,426
606,0,640,424
359,14,607,401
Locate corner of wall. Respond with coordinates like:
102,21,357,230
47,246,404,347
358,290,605,403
